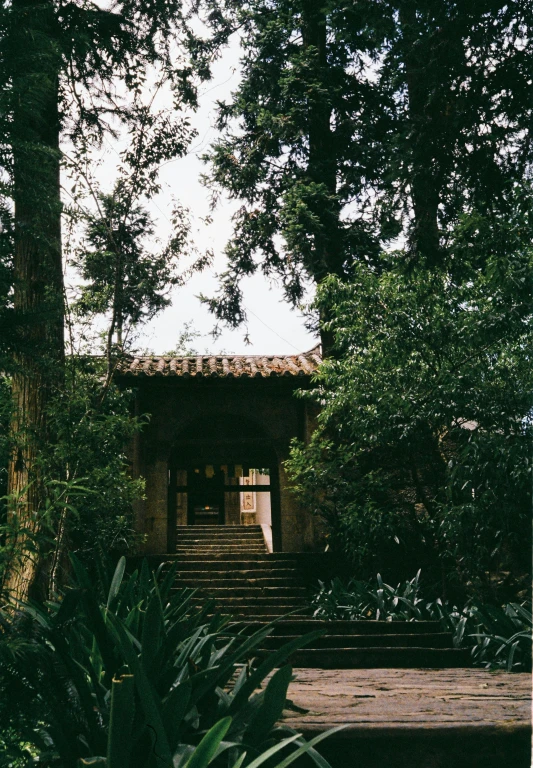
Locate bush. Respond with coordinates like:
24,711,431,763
287,206,533,597
0,357,146,599
44,358,146,562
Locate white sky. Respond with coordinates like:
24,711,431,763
105,41,316,357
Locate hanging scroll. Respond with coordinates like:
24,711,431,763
240,470,256,512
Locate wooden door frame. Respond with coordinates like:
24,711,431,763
167,445,282,552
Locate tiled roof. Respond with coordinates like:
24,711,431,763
119,346,322,379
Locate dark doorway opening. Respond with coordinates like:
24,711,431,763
167,414,281,552
186,466,225,525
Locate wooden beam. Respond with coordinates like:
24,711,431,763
174,485,272,493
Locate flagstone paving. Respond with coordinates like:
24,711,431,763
280,668,531,768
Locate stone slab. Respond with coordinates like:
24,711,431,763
280,668,531,768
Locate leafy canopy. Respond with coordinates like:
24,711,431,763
202,0,533,329
286,192,533,597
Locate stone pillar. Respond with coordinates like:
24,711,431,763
141,458,168,553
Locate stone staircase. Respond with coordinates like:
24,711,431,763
173,525,309,618
164,525,470,668
247,620,470,669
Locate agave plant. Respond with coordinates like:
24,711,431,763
311,571,532,672
79,688,339,768
311,571,425,621
469,602,532,672
0,556,334,767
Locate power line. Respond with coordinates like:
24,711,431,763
243,303,303,352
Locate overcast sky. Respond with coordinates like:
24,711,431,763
117,40,316,357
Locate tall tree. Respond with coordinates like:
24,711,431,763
203,0,388,345
382,0,533,265
73,190,190,368
286,188,533,595
203,0,533,337
0,0,215,601
3,0,66,602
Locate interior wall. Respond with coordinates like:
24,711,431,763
253,472,272,526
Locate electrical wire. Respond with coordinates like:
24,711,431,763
243,303,304,353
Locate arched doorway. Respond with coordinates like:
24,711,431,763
167,414,282,551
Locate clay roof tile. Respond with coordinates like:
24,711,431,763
117,346,321,380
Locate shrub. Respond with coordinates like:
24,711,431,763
287,205,533,597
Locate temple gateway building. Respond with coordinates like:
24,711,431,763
118,347,324,555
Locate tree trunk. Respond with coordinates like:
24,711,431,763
4,0,64,603
399,3,441,265
301,3,343,355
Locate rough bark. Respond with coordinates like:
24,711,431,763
4,0,64,603
301,3,342,355
399,3,442,264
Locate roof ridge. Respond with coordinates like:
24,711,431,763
118,345,321,379
128,344,321,361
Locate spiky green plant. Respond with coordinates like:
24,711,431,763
0,556,333,767
311,571,425,621
311,572,532,672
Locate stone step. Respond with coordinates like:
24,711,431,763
176,545,265,557
144,550,471,668
165,559,303,571
176,538,266,546
178,586,307,598
175,549,267,556
229,614,307,622
161,553,306,561
176,538,265,544
209,604,308,617
175,555,270,560
284,647,471,669
176,525,264,541
176,526,263,541
187,594,307,605
175,544,266,550
176,528,265,536
239,620,446,635
176,532,265,539
173,575,305,587
177,525,263,531
259,633,454,650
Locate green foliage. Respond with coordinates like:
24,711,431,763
467,602,532,673
311,571,427,622
202,0,533,326
0,0,226,605
286,199,533,596
0,476,94,596
0,0,209,362
43,358,146,565
202,0,385,321
0,357,145,595
164,321,205,356
0,555,336,767
73,192,182,347
430,598,532,672
311,573,532,672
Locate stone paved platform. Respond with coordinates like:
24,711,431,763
280,668,531,768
